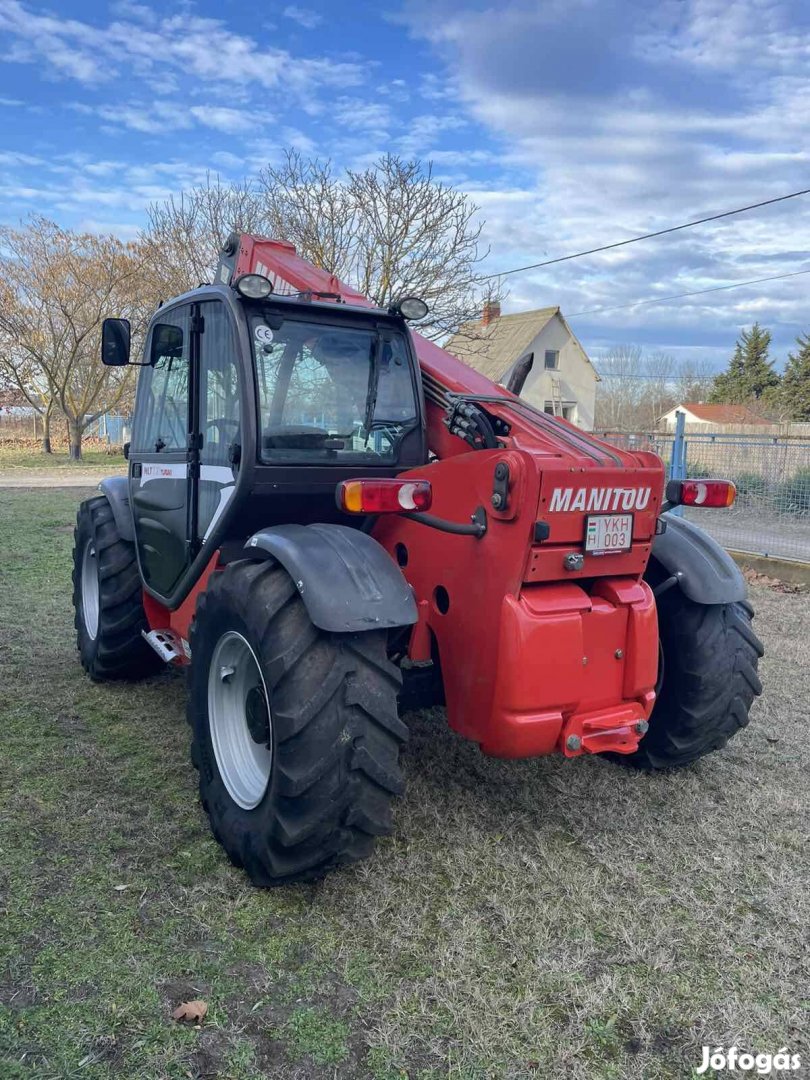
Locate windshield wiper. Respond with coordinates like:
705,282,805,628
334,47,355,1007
363,334,383,444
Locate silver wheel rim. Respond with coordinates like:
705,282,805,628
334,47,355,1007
207,631,273,810
81,539,100,640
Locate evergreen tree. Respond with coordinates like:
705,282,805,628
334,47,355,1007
780,333,810,421
709,323,780,403
709,342,746,403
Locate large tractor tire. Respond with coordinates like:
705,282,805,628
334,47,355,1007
188,559,407,886
620,590,763,770
72,495,162,681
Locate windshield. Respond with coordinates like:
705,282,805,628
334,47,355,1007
251,313,418,463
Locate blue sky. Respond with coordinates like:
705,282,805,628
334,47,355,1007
1,0,809,371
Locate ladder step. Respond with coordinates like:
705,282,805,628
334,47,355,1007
142,628,187,664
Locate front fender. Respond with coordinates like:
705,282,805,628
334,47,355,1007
98,476,134,542
245,523,417,633
650,514,747,605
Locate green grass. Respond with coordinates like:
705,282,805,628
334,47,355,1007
0,446,126,470
0,488,807,1079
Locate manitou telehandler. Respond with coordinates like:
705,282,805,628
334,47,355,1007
73,233,763,885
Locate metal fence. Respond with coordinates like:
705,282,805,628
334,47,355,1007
597,425,810,564
0,410,130,445
84,413,130,444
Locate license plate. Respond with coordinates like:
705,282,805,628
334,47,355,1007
585,513,633,554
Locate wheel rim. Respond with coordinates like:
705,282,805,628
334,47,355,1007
81,539,100,640
207,631,273,810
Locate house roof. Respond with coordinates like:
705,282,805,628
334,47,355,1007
445,307,599,383
666,402,771,425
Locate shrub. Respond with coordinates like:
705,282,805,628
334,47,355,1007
734,471,767,500
775,468,810,515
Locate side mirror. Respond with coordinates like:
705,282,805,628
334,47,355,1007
101,318,131,366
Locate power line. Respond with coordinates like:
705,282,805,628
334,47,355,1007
566,266,810,319
597,371,717,379
487,188,810,279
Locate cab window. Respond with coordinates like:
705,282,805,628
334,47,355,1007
132,307,191,454
251,314,418,464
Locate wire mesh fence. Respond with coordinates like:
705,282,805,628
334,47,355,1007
598,430,810,563
83,413,130,444
0,410,130,447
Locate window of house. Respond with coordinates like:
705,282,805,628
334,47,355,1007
544,350,559,370
544,403,576,421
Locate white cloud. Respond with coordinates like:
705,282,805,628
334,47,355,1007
399,0,810,358
0,0,363,96
394,112,466,157
279,127,318,155
0,149,43,166
333,97,391,134
0,150,219,230
68,99,273,137
189,106,267,135
210,150,245,170
282,5,322,30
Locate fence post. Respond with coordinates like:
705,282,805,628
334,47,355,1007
670,410,686,517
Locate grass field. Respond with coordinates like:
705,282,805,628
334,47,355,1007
0,488,807,1080
0,447,126,471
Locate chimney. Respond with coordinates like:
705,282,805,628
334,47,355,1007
482,300,501,327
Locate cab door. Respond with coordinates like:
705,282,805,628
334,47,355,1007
196,300,242,546
129,304,195,597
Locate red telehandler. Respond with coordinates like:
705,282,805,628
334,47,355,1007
73,234,763,885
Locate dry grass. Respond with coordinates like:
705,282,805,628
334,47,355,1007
0,445,126,471
0,488,807,1079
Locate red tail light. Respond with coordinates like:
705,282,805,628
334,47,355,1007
337,478,432,514
666,479,736,508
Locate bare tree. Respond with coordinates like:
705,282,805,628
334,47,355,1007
675,358,715,404
344,155,500,339
144,173,266,297
258,151,358,278
0,218,152,459
594,347,718,430
145,151,503,341
594,345,646,430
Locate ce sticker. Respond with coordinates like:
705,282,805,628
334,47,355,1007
254,325,274,346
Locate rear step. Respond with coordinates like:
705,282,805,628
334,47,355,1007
142,628,187,664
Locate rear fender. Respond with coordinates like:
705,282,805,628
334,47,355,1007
245,523,417,633
650,514,747,605
98,476,134,542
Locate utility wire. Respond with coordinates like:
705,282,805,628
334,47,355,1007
597,372,715,379
488,188,810,279
566,267,810,319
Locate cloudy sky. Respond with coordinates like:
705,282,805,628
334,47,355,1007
1,0,808,370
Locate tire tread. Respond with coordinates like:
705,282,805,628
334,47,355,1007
72,495,162,681
187,560,406,885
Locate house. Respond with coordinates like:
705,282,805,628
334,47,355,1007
444,302,599,430
658,402,772,431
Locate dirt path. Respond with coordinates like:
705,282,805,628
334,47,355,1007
0,468,125,488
